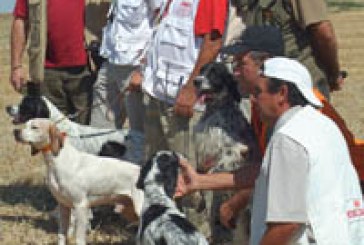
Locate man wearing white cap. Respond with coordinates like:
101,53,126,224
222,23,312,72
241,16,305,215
176,57,364,245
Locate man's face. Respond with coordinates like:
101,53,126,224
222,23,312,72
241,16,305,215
233,51,262,95
250,76,282,126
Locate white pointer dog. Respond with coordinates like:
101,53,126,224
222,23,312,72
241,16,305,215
13,118,144,245
136,151,208,245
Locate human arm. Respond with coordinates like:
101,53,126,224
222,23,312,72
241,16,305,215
260,134,309,244
259,222,302,245
220,188,252,228
174,31,223,117
308,21,343,91
175,157,259,197
174,0,227,117
10,16,28,92
293,0,343,91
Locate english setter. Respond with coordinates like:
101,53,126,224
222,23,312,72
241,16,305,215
193,62,259,172
136,151,208,245
13,118,144,245
193,62,259,243
6,83,143,163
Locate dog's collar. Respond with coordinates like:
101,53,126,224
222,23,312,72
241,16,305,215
41,132,67,153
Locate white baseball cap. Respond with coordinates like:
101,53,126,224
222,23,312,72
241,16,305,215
261,57,323,108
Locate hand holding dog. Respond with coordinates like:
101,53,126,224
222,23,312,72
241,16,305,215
175,157,199,198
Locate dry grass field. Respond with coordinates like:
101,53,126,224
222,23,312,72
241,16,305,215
0,5,364,245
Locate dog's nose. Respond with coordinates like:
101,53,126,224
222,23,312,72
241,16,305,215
13,129,21,142
6,105,17,117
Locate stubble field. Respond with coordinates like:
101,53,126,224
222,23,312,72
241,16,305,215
0,5,364,245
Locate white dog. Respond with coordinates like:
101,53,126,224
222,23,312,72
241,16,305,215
6,95,144,164
14,118,144,245
136,151,208,245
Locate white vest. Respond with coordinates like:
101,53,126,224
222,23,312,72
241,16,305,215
142,0,202,104
251,106,364,245
100,0,159,65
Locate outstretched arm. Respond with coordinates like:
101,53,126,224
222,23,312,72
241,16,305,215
175,157,259,197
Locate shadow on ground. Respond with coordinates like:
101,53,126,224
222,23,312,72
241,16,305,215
0,214,57,233
0,184,57,211
0,184,137,243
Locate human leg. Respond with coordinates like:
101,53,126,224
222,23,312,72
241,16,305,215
41,68,69,117
62,66,93,125
90,62,127,129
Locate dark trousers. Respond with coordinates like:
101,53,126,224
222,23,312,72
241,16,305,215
40,66,93,125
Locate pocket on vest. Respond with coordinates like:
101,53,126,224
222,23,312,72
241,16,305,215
159,18,192,49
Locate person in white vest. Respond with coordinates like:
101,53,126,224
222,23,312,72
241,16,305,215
176,57,364,245
142,0,229,241
90,0,163,163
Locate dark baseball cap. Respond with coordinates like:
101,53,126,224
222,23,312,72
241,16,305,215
221,25,284,56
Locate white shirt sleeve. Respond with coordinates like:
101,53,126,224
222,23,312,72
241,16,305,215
266,133,309,223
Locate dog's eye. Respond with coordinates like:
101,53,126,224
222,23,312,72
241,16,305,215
31,125,38,130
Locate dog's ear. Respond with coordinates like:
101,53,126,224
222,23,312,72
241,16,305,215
136,158,154,190
49,124,63,156
18,96,50,123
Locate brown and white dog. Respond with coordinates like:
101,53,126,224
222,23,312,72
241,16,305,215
13,118,144,245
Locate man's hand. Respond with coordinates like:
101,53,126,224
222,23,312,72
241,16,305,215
220,188,252,229
175,157,199,198
220,200,238,229
329,71,347,92
174,83,197,118
127,69,143,92
10,66,25,92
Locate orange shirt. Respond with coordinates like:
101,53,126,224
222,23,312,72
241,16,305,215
251,89,364,181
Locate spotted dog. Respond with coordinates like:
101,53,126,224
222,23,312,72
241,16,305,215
193,62,259,172
193,62,259,243
136,151,208,245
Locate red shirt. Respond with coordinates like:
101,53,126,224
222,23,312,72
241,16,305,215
194,0,228,36
13,0,87,68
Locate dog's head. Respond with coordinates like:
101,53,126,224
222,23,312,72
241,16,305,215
6,96,50,124
13,118,64,156
194,62,241,106
136,151,179,198
6,82,49,124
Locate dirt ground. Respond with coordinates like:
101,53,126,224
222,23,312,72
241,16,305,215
0,8,364,245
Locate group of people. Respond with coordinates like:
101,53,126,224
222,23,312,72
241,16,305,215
9,0,364,244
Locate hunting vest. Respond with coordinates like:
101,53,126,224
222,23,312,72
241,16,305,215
242,0,329,98
27,0,110,83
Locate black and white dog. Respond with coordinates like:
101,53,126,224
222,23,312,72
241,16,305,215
193,62,259,243
193,62,259,172
6,83,144,163
136,151,208,245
